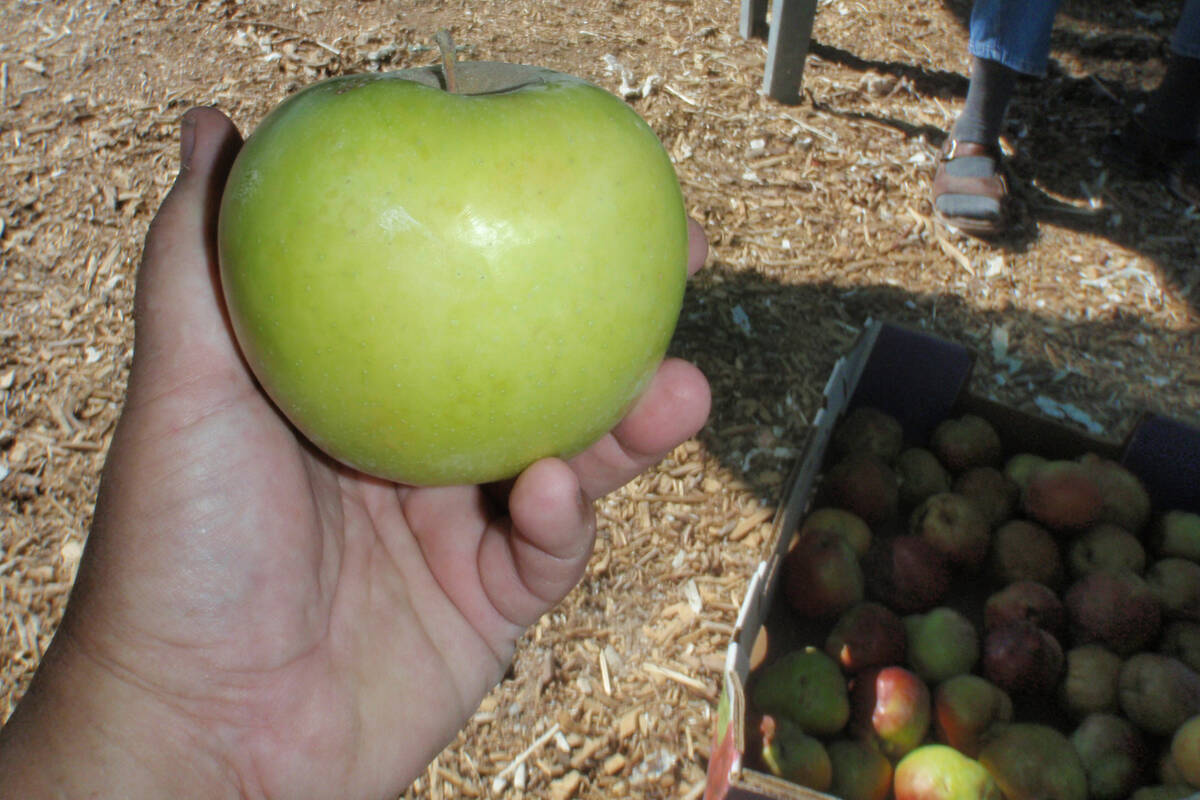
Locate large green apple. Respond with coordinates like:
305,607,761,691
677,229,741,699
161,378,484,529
217,55,687,485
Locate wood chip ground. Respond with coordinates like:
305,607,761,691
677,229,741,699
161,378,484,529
2,1,1198,798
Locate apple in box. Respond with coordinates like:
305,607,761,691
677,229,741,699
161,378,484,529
217,38,689,485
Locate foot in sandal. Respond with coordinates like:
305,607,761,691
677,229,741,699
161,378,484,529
931,138,1010,237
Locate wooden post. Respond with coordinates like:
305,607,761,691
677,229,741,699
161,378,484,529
762,0,817,105
739,0,769,39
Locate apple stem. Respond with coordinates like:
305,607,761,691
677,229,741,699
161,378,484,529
434,29,459,94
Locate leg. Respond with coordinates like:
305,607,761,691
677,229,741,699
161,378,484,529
933,0,1062,235
1106,0,1200,204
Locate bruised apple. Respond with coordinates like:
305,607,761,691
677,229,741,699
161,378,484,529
218,48,689,485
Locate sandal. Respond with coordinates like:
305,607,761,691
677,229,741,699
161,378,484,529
931,138,1010,236
1104,118,1200,206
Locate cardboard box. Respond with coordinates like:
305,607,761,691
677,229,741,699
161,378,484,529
704,320,1200,800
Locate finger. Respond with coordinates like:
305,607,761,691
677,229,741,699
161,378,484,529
476,458,595,628
568,357,710,501
128,107,245,400
687,217,708,277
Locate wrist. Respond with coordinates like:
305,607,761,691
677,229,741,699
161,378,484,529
0,632,243,800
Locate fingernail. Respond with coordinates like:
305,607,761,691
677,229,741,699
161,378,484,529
180,108,200,171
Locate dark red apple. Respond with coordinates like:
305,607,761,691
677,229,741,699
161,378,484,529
983,580,1066,638
824,601,907,674
863,534,951,614
981,620,1064,697
821,452,900,526
1022,460,1104,531
1066,569,1162,655
782,526,864,619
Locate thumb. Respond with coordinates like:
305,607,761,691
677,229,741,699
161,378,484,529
128,107,244,400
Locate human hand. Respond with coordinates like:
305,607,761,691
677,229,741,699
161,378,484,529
0,106,710,799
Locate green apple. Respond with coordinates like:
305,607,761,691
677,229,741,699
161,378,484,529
218,45,688,484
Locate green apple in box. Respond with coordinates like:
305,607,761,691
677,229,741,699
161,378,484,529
218,37,687,485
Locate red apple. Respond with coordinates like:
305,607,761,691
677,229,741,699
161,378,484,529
782,525,864,619
978,723,1088,800
905,607,980,683
1066,569,1162,655
933,674,1013,758
863,533,951,614
989,519,1063,588
981,620,1064,698
984,580,1066,638
910,492,991,569
821,452,900,526
1070,712,1148,800
850,666,932,760
1022,460,1104,531
824,602,907,674
894,744,1003,800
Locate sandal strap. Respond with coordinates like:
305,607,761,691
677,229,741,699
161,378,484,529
933,170,1007,202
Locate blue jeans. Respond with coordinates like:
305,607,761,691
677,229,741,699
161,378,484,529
969,0,1200,75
